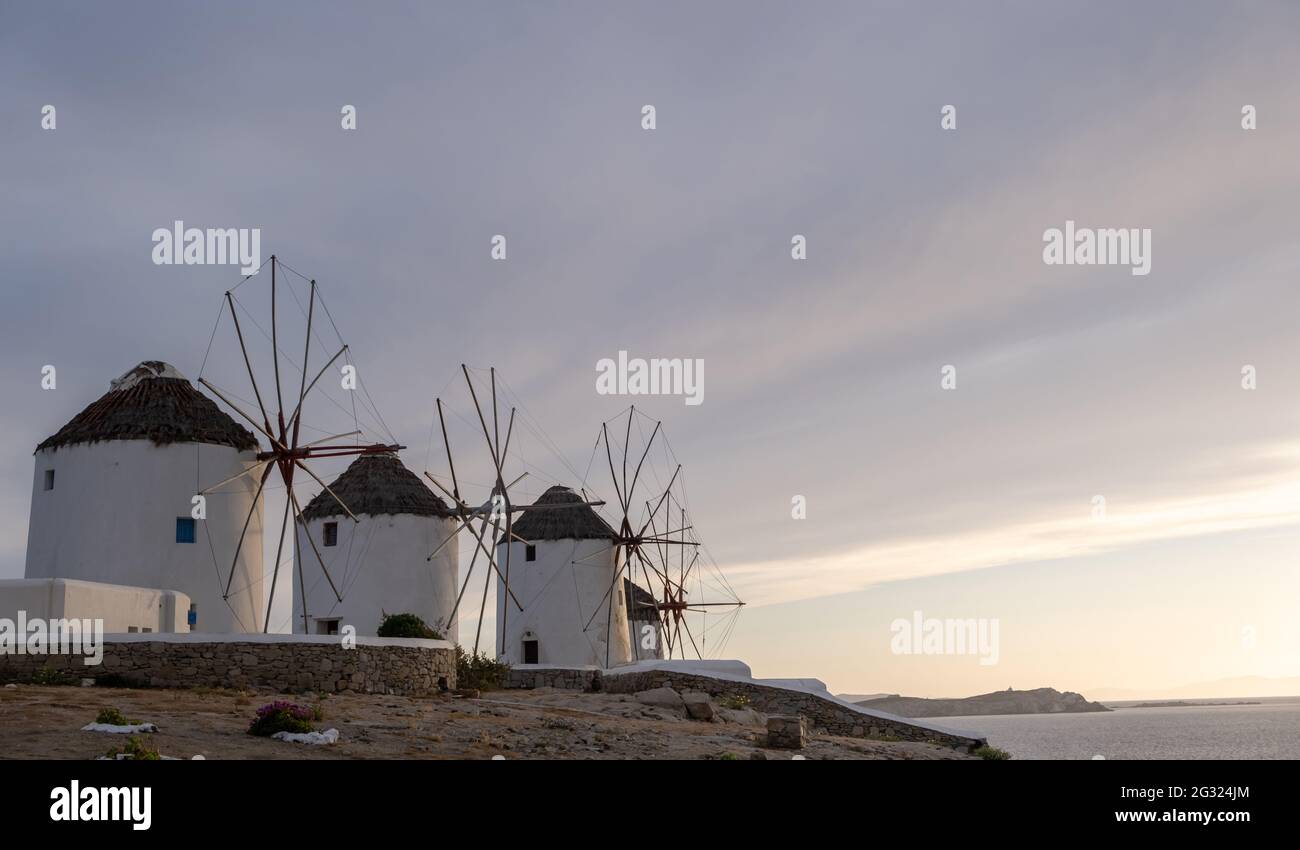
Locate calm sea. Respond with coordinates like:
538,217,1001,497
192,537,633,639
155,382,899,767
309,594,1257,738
929,697,1300,759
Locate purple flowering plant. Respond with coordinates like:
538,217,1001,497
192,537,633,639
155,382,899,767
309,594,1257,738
247,700,324,737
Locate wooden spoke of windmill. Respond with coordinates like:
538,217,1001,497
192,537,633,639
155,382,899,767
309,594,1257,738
647,501,746,658
424,364,606,657
197,255,401,632
585,406,744,661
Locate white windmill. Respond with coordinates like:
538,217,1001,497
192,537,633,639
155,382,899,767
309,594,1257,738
294,453,461,639
24,360,264,633
578,406,745,663
425,368,744,669
195,256,402,633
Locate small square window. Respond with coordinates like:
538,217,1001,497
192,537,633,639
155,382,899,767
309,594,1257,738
323,522,338,547
127,626,139,634
175,517,196,544
43,469,55,490
525,544,537,562
316,618,341,635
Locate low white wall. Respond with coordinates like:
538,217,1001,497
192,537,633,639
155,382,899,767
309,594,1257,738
0,578,190,633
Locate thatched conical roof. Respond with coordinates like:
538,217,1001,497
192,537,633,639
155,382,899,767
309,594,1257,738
36,361,258,453
301,453,453,521
506,485,617,541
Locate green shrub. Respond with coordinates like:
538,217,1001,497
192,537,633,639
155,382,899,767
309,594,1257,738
106,736,159,761
974,744,1012,760
95,707,131,726
455,645,510,691
718,694,750,710
247,701,322,737
26,667,72,686
377,612,443,640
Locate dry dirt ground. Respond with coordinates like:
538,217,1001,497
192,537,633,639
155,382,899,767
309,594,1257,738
0,683,977,760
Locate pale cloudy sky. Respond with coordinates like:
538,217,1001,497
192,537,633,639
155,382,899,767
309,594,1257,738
3,1,1299,698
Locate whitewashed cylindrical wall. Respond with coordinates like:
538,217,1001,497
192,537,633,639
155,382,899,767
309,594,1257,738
24,439,264,634
294,513,459,641
495,538,632,668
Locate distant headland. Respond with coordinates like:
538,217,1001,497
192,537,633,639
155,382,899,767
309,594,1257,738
853,687,1110,718
1129,700,1260,709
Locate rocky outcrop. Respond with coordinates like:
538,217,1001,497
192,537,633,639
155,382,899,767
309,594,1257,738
635,686,686,710
0,684,984,760
502,662,986,749
858,687,1110,718
604,669,984,750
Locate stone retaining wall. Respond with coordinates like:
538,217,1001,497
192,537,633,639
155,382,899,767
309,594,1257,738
0,635,456,696
603,669,985,750
505,666,601,691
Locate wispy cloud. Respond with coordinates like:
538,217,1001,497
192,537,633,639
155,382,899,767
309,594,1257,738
729,442,1300,607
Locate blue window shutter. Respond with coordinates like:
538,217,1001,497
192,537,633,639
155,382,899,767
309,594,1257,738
176,517,196,544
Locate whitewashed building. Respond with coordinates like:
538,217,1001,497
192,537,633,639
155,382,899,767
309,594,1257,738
294,454,459,640
0,578,190,634
495,486,632,668
22,361,263,633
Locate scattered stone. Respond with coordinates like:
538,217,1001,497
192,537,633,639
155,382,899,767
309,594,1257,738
681,691,715,721
602,671,982,749
543,717,576,731
718,706,763,726
1,666,986,759
766,715,807,749
634,687,684,710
